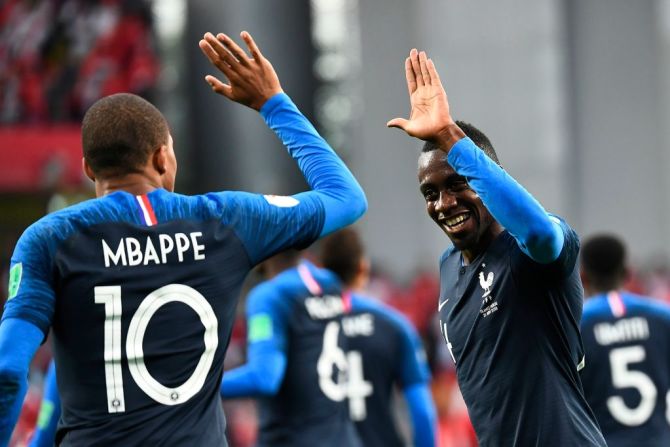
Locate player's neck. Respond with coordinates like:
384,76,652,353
460,221,504,265
95,173,164,197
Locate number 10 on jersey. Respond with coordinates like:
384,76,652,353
95,284,219,413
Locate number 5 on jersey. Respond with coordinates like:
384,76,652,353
95,285,219,413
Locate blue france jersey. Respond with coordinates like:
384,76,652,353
437,218,605,447
2,188,324,446
343,295,430,447
581,291,670,446
247,263,361,447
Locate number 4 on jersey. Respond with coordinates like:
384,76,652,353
317,321,373,420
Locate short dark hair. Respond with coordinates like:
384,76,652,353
320,227,364,286
580,234,627,291
422,120,500,165
82,93,169,177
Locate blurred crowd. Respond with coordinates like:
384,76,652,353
0,0,158,124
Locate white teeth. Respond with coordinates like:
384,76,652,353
438,212,446,220
446,214,468,227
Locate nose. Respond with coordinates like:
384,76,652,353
435,190,458,213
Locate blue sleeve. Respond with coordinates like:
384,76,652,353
392,308,431,388
216,93,367,265
0,319,44,446
220,281,291,397
404,383,437,447
447,137,564,263
29,360,60,447
2,223,55,336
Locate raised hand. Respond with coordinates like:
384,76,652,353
387,49,464,149
199,31,283,110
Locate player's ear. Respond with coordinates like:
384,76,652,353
82,158,96,182
152,145,168,175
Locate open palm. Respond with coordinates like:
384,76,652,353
387,49,455,142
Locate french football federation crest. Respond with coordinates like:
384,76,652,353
479,271,494,298
478,271,498,317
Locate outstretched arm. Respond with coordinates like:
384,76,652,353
199,32,366,238
388,49,563,263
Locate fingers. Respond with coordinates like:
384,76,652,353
426,58,442,88
199,34,237,79
204,75,233,98
386,117,409,130
405,57,417,96
241,31,263,62
418,51,431,86
409,48,424,86
216,33,251,66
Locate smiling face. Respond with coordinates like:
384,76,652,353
418,149,502,261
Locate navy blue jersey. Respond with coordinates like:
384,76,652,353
343,295,430,447
3,188,324,446
581,291,670,446
437,218,605,446
246,263,361,447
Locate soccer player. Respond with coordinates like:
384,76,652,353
0,31,367,446
386,49,606,446
220,250,361,446
320,227,437,447
580,234,670,446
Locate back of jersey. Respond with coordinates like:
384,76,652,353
581,291,670,447
6,188,325,446
256,263,360,447
342,296,430,447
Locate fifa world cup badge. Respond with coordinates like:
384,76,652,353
8,263,22,300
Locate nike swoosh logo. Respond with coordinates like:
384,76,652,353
438,298,449,312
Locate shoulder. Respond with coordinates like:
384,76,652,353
624,292,670,322
245,271,302,316
582,294,610,324
439,246,458,267
547,213,579,248
351,294,418,337
14,196,118,255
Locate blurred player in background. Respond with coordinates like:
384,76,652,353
220,250,362,446
0,30,367,446
320,228,436,447
28,360,60,447
387,48,606,446
580,234,670,446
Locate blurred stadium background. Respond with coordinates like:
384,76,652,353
2,0,670,445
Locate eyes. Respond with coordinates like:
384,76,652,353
421,177,470,201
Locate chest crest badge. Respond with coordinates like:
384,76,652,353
478,270,499,317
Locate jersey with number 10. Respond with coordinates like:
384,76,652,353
2,188,324,446
581,291,670,447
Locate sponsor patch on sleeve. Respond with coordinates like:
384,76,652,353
263,195,299,208
248,314,273,342
8,263,22,300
